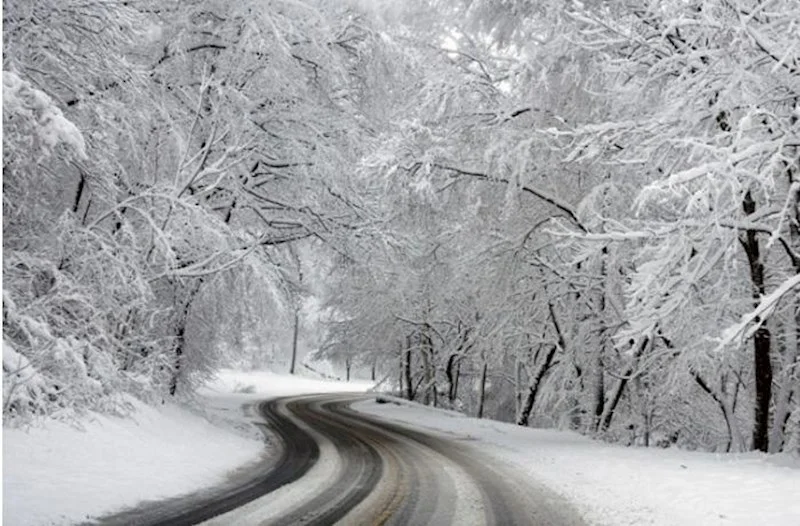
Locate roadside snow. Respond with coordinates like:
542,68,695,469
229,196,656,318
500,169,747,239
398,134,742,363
3,398,262,526
354,397,800,526
3,369,372,526
202,368,374,398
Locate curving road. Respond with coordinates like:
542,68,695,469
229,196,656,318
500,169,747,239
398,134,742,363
95,394,585,526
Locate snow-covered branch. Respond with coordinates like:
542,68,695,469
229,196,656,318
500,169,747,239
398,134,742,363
715,274,800,352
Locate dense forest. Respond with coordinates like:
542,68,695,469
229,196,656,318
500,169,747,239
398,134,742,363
3,0,798,454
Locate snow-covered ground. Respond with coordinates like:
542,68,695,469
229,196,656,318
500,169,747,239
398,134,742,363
354,396,800,526
2,369,372,526
3,398,262,526
203,368,373,399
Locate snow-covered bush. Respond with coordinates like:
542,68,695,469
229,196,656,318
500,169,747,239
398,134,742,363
2,338,57,418
2,232,167,421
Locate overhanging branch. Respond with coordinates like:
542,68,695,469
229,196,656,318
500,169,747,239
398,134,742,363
433,163,586,232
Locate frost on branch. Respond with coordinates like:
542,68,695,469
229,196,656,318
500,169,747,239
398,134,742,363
715,274,800,353
2,71,87,159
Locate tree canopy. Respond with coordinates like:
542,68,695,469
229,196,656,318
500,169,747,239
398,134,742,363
3,0,798,453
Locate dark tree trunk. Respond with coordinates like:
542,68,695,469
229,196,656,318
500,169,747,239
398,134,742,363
289,310,299,374
169,324,184,396
600,374,628,432
591,352,605,432
517,344,557,426
751,324,772,452
398,347,404,394
591,246,609,432
741,190,773,452
452,359,460,402
477,360,488,419
600,336,649,432
404,336,413,401
446,354,461,402
288,247,303,375
446,327,470,404
518,304,565,426
168,280,204,397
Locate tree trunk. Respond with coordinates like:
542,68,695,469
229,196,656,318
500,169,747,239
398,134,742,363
420,328,437,406
600,374,629,433
590,351,605,432
452,359,460,403
741,190,773,452
751,328,773,452
404,336,413,401
515,358,525,423
600,336,649,432
289,309,299,374
477,360,488,419
168,280,203,397
591,245,610,432
447,327,471,404
169,324,184,397
420,334,431,405
517,344,557,426
446,354,461,402
398,345,404,395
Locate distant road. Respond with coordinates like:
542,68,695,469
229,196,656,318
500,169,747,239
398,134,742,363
95,394,585,525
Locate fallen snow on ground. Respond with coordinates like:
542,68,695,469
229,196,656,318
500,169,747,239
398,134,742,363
3,398,262,526
354,396,800,526
3,369,372,526
202,368,374,399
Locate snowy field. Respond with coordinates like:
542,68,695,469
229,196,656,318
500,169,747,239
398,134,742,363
355,396,800,526
2,369,372,526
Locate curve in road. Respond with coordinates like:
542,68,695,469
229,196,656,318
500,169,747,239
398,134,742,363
94,394,585,526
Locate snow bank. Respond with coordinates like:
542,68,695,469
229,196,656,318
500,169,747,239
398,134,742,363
3,398,262,526
355,397,800,526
